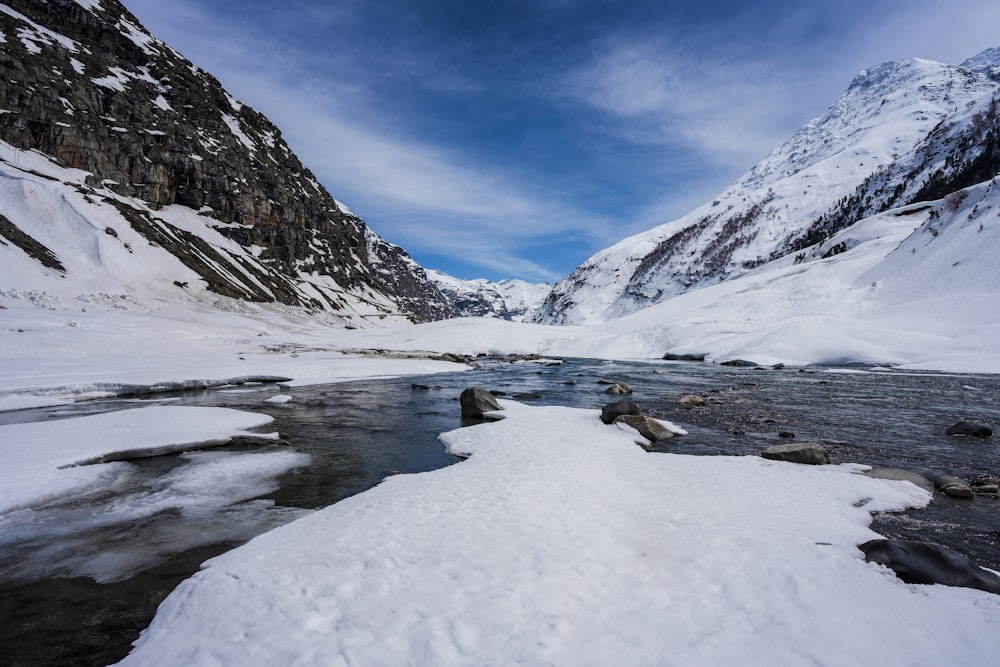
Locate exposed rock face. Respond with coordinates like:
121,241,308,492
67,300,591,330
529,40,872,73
0,0,454,321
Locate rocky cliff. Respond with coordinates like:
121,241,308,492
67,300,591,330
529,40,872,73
0,0,454,321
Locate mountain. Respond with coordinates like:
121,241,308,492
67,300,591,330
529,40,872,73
534,52,1000,325
425,269,549,321
0,0,455,323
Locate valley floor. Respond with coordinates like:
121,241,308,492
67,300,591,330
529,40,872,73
3,293,1000,665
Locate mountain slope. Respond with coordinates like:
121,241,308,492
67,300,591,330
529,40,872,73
0,0,454,322
535,54,1000,325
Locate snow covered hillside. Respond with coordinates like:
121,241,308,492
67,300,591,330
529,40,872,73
426,269,550,321
535,52,1000,325
0,0,454,322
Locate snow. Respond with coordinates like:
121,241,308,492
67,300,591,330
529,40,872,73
220,112,257,152
538,56,999,326
119,400,1000,665
1,5,80,53
1,15,999,662
0,405,277,514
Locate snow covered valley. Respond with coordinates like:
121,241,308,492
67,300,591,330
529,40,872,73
2,358,999,665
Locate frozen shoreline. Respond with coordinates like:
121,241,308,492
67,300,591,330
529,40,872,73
117,400,1000,665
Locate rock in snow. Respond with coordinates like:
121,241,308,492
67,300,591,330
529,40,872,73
762,442,832,465
860,539,1000,595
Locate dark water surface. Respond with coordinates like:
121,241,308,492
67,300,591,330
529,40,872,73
1,358,998,665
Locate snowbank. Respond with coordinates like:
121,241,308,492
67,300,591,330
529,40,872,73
120,401,1000,666
0,405,277,514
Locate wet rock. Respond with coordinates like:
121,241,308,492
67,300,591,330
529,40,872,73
945,421,993,438
663,352,706,362
601,399,641,425
603,383,633,395
613,415,678,444
934,475,974,498
720,359,758,367
512,393,541,400
865,468,934,492
778,431,795,439
460,387,503,418
678,394,707,407
761,442,831,465
860,539,1000,595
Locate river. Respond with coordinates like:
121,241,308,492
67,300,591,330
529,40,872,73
1,357,998,665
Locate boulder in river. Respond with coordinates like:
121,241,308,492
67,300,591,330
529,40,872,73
678,394,707,407
720,359,758,367
601,399,641,425
604,383,633,395
613,415,677,444
860,539,1000,595
460,387,504,418
761,442,831,465
933,475,974,498
945,421,993,438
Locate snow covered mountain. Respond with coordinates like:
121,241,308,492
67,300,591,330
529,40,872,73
0,0,455,323
425,269,549,321
535,52,1000,325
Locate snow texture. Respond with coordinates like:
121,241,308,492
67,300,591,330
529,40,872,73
119,400,1000,666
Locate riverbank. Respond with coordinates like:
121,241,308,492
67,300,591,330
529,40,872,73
118,399,1000,665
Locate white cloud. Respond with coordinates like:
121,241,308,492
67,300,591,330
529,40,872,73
567,38,808,168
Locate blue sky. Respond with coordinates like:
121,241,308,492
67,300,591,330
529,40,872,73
124,0,1000,283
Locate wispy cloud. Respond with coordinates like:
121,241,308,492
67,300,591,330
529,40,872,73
567,37,821,168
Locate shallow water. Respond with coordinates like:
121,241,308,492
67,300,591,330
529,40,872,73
1,358,998,665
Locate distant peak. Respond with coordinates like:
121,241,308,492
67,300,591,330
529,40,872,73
960,46,1000,82
961,46,1000,69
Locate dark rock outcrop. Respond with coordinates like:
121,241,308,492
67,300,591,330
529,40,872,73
720,359,759,367
761,442,831,465
0,0,454,321
663,352,706,362
945,421,993,438
600,399,641,425
460,387,503,418
860,539,1000,595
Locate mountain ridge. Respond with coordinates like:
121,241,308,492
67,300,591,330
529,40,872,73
0,0,455,322
534,50,1000,325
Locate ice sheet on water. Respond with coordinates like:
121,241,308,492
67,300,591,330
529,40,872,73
0,449,312,584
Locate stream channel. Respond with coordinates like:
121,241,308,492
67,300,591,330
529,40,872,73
1,357,999,665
